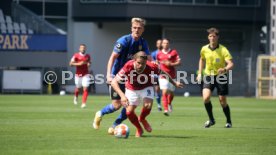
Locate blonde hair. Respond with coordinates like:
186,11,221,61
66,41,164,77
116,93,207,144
131,17,146,26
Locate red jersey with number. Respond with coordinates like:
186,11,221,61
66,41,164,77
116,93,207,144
71,52,91,77
157,49,180,78
116,60,160,90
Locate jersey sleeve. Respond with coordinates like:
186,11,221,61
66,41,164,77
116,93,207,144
151,51,157,61
113,36,127,54
200,47,205,60
172,50,181,62
142,40,150,55
87,54,91,63
116,67,127,81
223,47,233,60
115,61,131,81
70,53,77,62
151,62,161,75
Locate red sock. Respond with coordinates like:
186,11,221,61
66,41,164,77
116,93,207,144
168,94,174,105
126,111,142,130
74,88,79,98
82,89,88,104
162,94,169,111
139,108,151,121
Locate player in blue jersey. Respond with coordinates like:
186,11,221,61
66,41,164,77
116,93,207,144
92,18,150,132
151,39,162,111
151,39,162,61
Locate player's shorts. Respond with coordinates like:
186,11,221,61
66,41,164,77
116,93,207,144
202,74,229,95
74,74,91,88
125,86,154,106
158,78,175,91
109,83,125,100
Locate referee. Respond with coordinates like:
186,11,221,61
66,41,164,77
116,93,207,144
196,27,234,128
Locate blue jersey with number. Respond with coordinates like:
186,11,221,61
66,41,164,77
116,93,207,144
111,34,149,75
151,49,159,61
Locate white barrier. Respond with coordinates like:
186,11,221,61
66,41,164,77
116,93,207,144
2,70,42,93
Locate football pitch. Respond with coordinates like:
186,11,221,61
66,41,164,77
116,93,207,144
0,95,275,155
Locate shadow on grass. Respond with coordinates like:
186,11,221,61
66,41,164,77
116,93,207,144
142,134,196,139
235,127,274,130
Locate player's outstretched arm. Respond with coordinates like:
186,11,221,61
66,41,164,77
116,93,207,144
218,59,234,74
70,61,87,67
169,59,181,67
197,57,205,81
160,70,184,88
106,52,120,84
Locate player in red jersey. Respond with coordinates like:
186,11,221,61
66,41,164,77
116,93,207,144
111,51,183,137
70,44,91,108
157,38,181,116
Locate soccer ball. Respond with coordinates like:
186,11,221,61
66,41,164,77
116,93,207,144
114,124,130,139
59,90,66,96
184,92,190,97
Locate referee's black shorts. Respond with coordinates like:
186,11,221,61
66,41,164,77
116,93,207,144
108,83,125,100
202,74,229,96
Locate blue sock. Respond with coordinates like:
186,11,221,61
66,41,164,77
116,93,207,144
156,92,161,106
100,104,116,116
112,108,127,127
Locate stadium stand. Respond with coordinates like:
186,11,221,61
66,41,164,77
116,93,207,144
13,22,20,34
19,22,26,34
0,9,5,23
6,15,12,23
0,8,34,34
0,4,67,94
0,23,7,34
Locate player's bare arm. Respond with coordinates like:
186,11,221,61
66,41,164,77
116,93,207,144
168,59,181,67
218,59,234,74
160,70,184,88
69,61,85,66
197,57,205,81
87,61,91,67
106,52,120,84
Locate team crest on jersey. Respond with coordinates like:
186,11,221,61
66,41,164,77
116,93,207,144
139,45,142,50
116,43,122,50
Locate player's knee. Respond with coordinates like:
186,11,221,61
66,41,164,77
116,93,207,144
219,99,227,107
220,102,228,108
144,103,152,109
112,101,122,110
162,89,169,95
203,96,210,103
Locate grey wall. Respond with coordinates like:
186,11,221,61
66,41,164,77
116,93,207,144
0,51,67,67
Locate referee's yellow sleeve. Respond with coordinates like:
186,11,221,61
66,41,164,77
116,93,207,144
223,48,232,60
200,47,205,60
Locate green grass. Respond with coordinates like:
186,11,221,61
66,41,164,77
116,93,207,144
0,95,275,155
